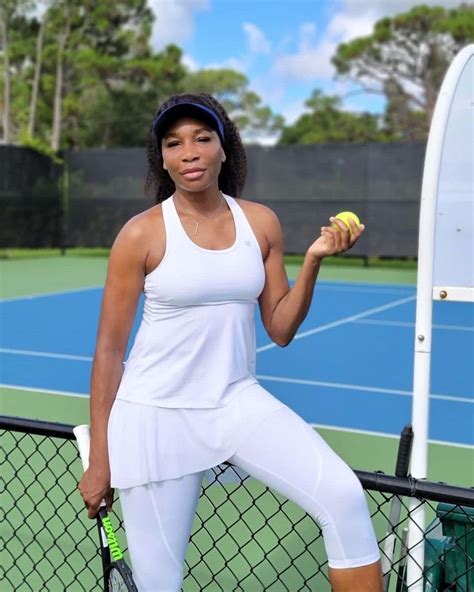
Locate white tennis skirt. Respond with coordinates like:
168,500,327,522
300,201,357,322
107,378,286,489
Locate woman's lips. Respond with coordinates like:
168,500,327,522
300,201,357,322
182,169,206,180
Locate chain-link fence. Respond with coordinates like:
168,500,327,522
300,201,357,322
1,416,472,591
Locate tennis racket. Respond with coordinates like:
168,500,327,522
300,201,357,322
382,424,413,591
74,424,138,592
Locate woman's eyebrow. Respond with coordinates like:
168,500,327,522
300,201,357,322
162,131,179,140
163,126,214,140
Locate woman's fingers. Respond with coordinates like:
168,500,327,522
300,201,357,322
87,499,101,519
347,218,365,244
105,487,115,512
78,470,112,519
329,217,351,250
329,216,366,249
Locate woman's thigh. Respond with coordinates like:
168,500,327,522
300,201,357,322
227,404,380,568
119,471,204,591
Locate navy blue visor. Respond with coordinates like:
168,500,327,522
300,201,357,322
153,102,225,147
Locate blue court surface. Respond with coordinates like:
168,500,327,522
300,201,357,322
1,281,473,446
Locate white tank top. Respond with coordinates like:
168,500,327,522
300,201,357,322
115,193,266,408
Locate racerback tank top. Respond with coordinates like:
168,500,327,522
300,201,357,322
115,193,266,408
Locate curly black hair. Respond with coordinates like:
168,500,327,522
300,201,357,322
145,93,247,203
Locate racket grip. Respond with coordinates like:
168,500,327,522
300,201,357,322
73,424,91,471
395,424,413,478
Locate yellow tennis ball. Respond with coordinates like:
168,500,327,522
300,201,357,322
332,211,361,235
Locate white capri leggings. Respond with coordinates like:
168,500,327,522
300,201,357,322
119,404,380,591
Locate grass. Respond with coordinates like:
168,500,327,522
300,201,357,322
0,247,110,259
0,247,417,270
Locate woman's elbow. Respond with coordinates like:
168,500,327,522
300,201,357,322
272,332,293,348
266,318,294,347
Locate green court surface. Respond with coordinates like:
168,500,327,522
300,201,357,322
0,251,417,299
1,254,471,591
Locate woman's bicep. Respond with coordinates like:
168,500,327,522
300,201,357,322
258,209,290,332
95,223,146,356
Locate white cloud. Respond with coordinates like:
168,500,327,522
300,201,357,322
342,0,462,16
205,57,249,73
243,23,271,55
273,22,335,80
148,0,209,51
327,12,376,42
182,53,199,72
274,42,335,80
299,22,317,49
272,0,464,84
281,99,309,125
201,22,272,74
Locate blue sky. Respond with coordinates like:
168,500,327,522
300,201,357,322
148,0,460,131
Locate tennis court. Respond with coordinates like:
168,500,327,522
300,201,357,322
1,255,472,478
1,255,473,591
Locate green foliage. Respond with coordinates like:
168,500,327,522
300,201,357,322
19,129,64,163
2,0,280,150
279,90,385,145
332,3,474,139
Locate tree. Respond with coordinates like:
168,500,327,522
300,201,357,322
2,1,280,151
0,2,11,143
332,4,474,137
383,77,425,141
278,90,383,145
50,0,71,151
28,6,47,138
182,69,283,141
0,7,42,148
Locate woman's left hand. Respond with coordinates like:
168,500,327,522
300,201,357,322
306,217,365,262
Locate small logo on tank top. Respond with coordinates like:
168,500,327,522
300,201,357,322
245,240,251,247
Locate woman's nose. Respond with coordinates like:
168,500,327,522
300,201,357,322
181,142,199,162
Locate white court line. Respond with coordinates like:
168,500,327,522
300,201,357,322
354,319,474,332
308,423,473,450
0,281,413,303
257,374,473,404
0,348,93,362
316,284,415,295
257,294,416,353
0,383,87,398
1,383,471,450
1,354,469,403
0,285,102,303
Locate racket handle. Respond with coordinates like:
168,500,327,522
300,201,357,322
74,424,108,512
73,424,91,471
395,424,413,478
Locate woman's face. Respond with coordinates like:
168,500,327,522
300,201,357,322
161,117,225,193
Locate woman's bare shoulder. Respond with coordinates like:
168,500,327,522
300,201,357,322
234,198,282,259
118,203,164,240
111,203,165,266
235,198,281,230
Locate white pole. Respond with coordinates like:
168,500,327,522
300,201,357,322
407,44,474,590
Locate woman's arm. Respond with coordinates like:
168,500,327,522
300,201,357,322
78,218,147,518
258,208,364,347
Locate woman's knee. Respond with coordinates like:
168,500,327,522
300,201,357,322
328,465,366,512
312,466,379,566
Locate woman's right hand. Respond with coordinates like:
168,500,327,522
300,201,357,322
78,464,114,519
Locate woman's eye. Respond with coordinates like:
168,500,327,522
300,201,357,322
166,141,179,148
197,136,211,142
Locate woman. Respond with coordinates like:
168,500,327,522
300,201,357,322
78,93,383,591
